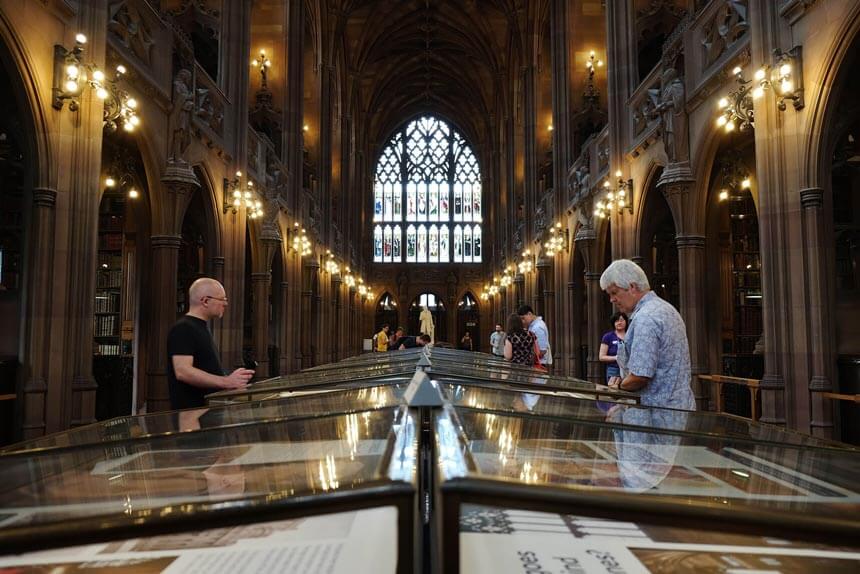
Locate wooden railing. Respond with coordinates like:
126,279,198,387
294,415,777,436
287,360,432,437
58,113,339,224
815,392,860,404
697,374,760,421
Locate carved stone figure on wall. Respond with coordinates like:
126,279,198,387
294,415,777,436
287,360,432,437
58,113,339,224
169,69,193,163
651,66,689,164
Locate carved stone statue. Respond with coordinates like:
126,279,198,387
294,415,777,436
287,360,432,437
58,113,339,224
651,66,689,164
169,69,194,163
419,306,435,344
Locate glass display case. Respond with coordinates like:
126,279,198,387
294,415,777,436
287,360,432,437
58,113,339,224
0,347,856,573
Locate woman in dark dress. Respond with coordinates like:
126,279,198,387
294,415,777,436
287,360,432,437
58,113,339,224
503,312,535,366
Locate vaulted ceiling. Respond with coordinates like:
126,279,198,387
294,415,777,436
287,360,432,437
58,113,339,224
339,0,549,149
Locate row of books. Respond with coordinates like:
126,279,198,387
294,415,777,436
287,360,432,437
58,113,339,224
97,268,122,288
98,233,123,251
94,343,122,356
94,314,118,337
94,291,120,313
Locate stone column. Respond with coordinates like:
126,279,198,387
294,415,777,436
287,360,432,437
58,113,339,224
145,165,199,412
278,280,290,373
145,235,182,412
19,188,57,438
251,272,271,377
675,234,708,407
799,187,834,438
332,275,342,361
576,225,603,384
585,271,604,384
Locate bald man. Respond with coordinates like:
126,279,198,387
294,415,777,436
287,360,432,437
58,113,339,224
167,278,254,409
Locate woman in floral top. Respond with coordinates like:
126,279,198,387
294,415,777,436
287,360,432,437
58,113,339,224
503,313,536,366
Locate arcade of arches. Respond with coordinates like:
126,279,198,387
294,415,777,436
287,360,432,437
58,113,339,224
0,0,858,444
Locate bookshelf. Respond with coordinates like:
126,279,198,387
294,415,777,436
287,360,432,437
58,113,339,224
723,189,763,416
93,194,134,419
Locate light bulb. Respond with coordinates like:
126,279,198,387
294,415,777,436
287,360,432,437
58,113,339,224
251,60,258,67
123,122,134,132
244,191,252,199
96,87,108,99
718,97,729,109
615,170,622,178
92,69,105,82
235,170,242,177
754,68,766,81
116,65,127,74
66,64,79,78
126,98,137,109
105,177,116,187
741,178,751,189
233,190,241,199
780,80,793,94
130,115,140,126
716,116,727,127
719,190,729,201
75,33,87,44
247,180,254,187
128,189,139,199
752,87,764,99
779,63,791,77
64,79,79,93
732,66,742,76
725,120,735,132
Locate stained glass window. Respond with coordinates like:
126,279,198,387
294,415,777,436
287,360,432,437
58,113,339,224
373,117,481,263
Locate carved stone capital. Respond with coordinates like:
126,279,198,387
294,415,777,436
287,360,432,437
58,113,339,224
675,234,706,249
150,234,182,250
161,161,200,191
759,373,785,390
799,187,824,210
809,375,832,392
657,161,694,191
32,187,58,208
584,272,602,282
251,272,271,284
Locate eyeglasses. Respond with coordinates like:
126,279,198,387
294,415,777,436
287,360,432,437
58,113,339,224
205,296,229,303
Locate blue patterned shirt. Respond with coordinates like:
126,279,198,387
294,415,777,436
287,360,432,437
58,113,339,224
617,291,695,410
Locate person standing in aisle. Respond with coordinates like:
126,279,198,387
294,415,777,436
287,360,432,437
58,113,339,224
518,305,552,371
599,312,629,386
167,278,254,409
599,259,695,410
490,324,506,358
375,324,391,352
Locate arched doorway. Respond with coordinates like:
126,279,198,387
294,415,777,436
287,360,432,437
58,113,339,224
457,292,480,351
374,292,399,334
703,140,761,416
822,32,860,442
639,168,679,309
92,135,152,420
0,43,36,442
176,186,212,316
408,292,446,344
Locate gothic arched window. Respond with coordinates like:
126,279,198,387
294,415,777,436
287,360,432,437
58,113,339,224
373,116,482,263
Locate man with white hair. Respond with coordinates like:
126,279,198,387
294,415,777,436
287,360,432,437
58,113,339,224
599,259,695,410
167,277,254,409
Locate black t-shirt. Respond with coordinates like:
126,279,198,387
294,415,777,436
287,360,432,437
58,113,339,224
167,315,224,409
398,336,418,349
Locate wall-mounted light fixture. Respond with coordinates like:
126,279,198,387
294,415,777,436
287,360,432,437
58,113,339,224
543,222,568,257
716,48,803,133
223,171,264,218
251,49,272,89
291,221,312,256
324,250,341,275
500,265,514,288
517,249,533,274
594,171,633,218
53,34,140,132
103,174,140,200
